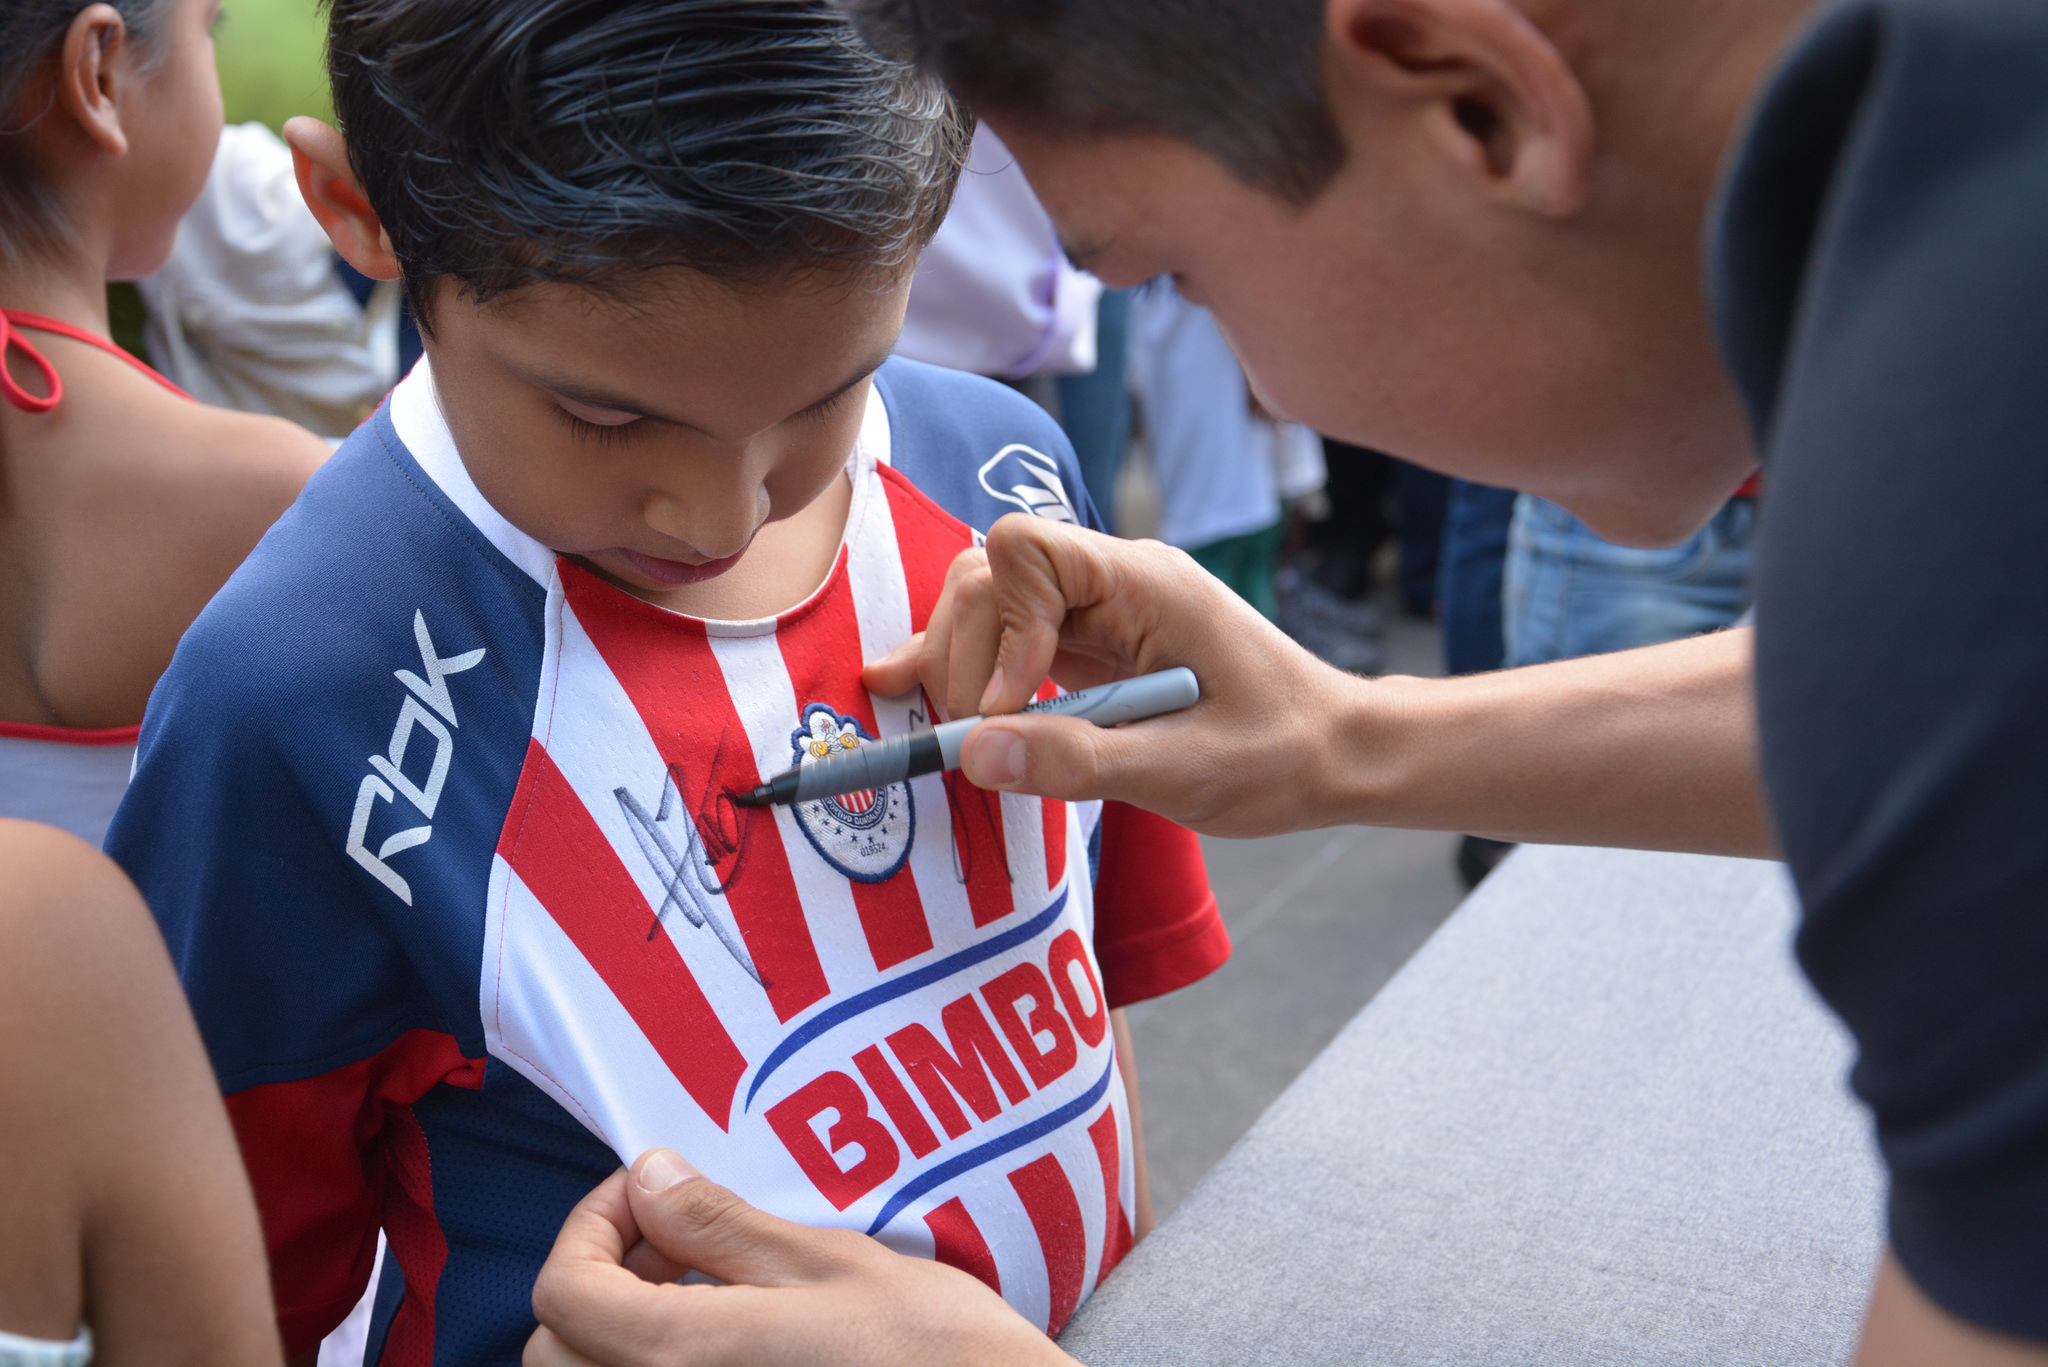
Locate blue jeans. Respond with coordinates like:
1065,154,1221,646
1055,288,1134,531
1503,495,1755,668
1437,480,1520,676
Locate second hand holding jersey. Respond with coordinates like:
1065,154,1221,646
108,357,1226,1365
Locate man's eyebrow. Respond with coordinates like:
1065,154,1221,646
1060,235,1109,272
529,348,894,434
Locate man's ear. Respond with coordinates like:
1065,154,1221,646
284,115,402,280
54,5,136,158
1324,0,1593,218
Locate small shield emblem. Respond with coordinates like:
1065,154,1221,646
787,704,914,883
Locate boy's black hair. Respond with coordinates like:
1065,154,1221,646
843,0,1342,204
326,0,971,321
0,0,174,266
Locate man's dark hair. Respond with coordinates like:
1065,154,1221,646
843,0,1342,203
326,0,971,319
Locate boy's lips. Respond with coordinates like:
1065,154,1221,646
616,545,747,586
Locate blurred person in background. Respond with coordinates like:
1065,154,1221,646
0,821,281,1367
1504,484,1759,669
896,125,1101,381
1298,439,1447,621
1465,477,1761,883
0,0,324,848
137,121,404,439
896,123,1113,530
1127,280,1324,623
1434,477,1522,885
1055,286,1134,529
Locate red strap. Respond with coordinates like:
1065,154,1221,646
1,309,194,410
0,719,141,745
0,311,63,413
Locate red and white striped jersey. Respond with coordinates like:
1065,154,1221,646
492,407,1139,1333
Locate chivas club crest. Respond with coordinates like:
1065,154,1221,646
788,704,914,883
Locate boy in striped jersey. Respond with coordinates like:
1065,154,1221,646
105,2,1226,1364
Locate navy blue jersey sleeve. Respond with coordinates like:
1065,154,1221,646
104,409,547,1351
873,359,1107,535
1714,0,2048,1338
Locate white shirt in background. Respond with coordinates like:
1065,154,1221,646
896,126,1101,379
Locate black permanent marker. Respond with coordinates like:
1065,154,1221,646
733,667,1200,808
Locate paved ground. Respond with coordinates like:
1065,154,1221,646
1121,590,1470,1216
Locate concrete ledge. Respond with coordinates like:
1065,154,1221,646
1060,845,1883,1366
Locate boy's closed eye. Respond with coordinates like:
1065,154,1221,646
548,373,870,448
552,396,647,449
556,396,643,428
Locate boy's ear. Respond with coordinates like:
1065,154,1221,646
284,116,402,280
55,4,137,158
1324,0,1593,218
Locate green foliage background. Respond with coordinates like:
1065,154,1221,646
214,0,331,131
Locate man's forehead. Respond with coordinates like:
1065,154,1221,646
984,122,1171,252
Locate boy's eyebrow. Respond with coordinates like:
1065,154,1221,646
794,351,895,416
531,351,894,435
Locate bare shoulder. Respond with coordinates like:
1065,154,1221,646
0,818,138,915
0,819,283,1366
18,388,330,726
50,378,328,556
0,819,192,1107
0,820,166,1002
0,820,126,1342
145,400,330,533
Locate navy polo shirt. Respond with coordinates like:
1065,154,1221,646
1714,0,2048,1338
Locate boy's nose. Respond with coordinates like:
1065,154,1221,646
642,488,765,563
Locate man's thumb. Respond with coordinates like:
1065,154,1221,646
624,1148,826,1289
958,714,1118,801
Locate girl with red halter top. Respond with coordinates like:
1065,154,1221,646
1,6,318,1367
0,0,325,852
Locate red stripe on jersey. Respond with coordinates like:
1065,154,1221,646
878,466,1016,928
877,464,963,634
776,554,934,970
563,564,830,1022
1009,1153,1088,1334
1042,798,1066,892
380,1106,447,1367
924,1196,1001,1294
1034,681,1066,891
945,772,1014,927
1088,1106,1134,1285
499,739,749,1128
224,1029,482,1358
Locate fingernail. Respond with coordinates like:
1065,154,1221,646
637,1149,699,1194
972,728,1026,787
977,665,1007,715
